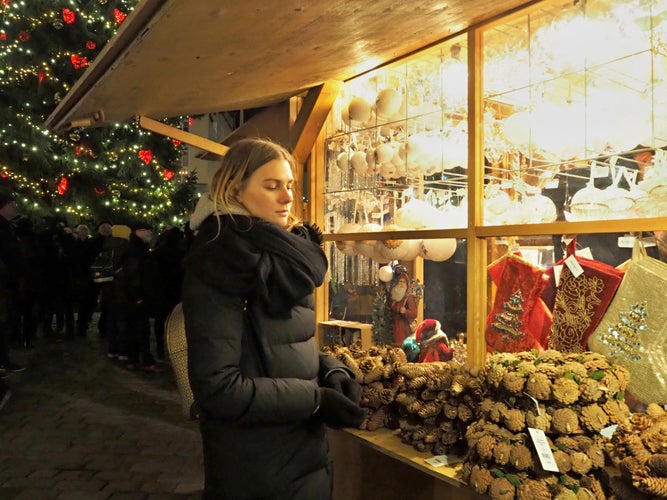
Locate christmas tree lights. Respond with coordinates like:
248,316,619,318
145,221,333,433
0,0,197,227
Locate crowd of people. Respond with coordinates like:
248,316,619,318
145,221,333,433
0,190,190,410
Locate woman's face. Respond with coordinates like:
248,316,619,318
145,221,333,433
236,158,294,227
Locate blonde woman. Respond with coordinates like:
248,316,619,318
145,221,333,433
183,138,364,500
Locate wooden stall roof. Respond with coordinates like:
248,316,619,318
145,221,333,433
44,0,533,131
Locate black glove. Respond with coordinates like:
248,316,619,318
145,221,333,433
325,371,362,404
317,387,365,429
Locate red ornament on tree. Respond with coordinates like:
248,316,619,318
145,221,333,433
57,177,68,195
0,171,9,179
1,0,9,7
113,9,126,24
171,139,182,147
62,8,76,24
0,33,7,42
18,30,30,41
188,117,194,127
70,54,89,69
94,186,106,195
163,169,176,180
86,40,96,50
38,70,46,84
138,149,153,165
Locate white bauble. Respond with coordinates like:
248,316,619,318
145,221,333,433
380,162,397,179
355,223,382,257
348,97,372,123
375,143,394,164
376,88,403,120
334,223,361,256
378,265,394,282
394,199,441,229
399,239,421,261
350,151,368,174
336,151,349,170
419,238,457,262
521,194,558,223
376,225,412,260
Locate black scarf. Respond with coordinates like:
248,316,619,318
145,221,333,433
185,214,327,316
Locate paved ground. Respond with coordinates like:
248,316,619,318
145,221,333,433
0,318,204,500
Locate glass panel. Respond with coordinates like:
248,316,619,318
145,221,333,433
482,0,667,224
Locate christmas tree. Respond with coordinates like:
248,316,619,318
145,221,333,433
491,288,525,340
600,301,647,362
371,285,393,346
0,0,197,227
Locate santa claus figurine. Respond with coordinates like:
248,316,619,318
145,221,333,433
415,319,454,363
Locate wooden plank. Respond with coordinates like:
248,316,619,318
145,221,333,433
290,81,342,165
138,116,230,156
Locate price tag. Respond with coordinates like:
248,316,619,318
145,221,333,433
425,455,450,467
564,255,584,278
528,428,559,472
618,236,636,248
553,264,563,286
600,424,618,438
575,247,593,260
592,164,610,178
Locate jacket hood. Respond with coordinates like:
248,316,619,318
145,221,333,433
189,194,250,231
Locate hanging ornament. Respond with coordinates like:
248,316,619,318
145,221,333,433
0,171,9,179
57,177,68,195
0,33,6,42
86,40,96,50
88,149,97,158
69,130,80,142
111,189,121,198
171,139,182,147
18,30,31,41
113,8,126,24
163,169,175,180
75,146,84,157
38,70,46,84
70,54,89,69
1,0,8,7
21,153,29,162
107,151,118,162
138,149,153,164
93,185,105,195
62,8,76,24
378,265,394,282
188,117,194,127
98,0,108,4
52,18,64,30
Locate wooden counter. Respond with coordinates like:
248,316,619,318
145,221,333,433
328,427,484,500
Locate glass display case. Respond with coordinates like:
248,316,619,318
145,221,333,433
315,0,667,368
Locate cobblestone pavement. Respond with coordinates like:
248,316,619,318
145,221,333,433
0,320,204,500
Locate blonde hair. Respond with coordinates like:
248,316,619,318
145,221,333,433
209,137,300,229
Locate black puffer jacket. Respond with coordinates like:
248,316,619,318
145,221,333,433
182,214,348,499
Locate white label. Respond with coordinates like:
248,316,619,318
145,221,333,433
425,455,449,467
564,255,584,278
545,179,560,189
592,164,610,178
600,424,618,438
554,264,563,287
618,236,636,248
575,247,593,260
528,428,559,472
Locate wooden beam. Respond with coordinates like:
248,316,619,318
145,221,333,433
138,116,230,156
290,80,342,165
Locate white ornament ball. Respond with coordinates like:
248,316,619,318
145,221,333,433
350,151,368,174
376,225,412,260
336,151,349,170
348,97,372,123
376,88,403,119
419,238,457,262
334,223,361,256
375,143,394,164
355,223,382,257
378,265,394,282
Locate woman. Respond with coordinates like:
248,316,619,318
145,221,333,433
182,138,365,499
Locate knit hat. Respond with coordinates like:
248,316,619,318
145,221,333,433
131,221,153,232
0,190,15,209
111,224,131,240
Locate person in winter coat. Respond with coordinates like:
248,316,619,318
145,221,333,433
182,137,365,500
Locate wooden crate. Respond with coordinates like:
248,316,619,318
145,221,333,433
318,320,373,350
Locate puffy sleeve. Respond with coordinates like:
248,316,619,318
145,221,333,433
182,273,320,424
